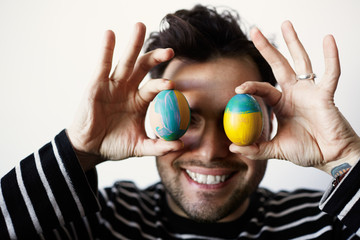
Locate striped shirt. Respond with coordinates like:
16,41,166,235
0,130,359,239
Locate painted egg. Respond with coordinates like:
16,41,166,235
223,94,263,146
149,90,191,141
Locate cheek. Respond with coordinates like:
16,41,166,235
178,123,205,150
243,158,268,183
156,156,172,182
181,133,200,149
156,151,183,176
156,154,174,170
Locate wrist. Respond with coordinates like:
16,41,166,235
317,141,360,176
332,164,351,188
72,149,105,171
65,129,104,171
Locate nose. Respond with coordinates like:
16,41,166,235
193,119,231,162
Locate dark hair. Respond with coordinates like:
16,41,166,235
145,4,276,87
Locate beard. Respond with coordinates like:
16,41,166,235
165,177,252,223
157,158,266,223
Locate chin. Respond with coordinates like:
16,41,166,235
164,174,256,223
157,155,267,222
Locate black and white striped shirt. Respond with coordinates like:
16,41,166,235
1,130,360,239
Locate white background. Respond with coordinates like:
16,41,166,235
1,0,359,192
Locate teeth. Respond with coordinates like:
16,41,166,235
186,170,229,185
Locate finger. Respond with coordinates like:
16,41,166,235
319,34,341,94
281,21,313,75
251,27,296,86
140,139,184,156
229,141,275,161
129,48,175,85
138,79,175,103
93,30,116,81
110,22,146,81
235,81,282,107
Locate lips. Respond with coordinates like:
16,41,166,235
185,169,232,185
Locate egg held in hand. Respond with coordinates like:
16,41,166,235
149,90,191,141
223,94,263,146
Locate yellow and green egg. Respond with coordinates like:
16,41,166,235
223,94,263,146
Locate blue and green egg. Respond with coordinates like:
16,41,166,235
149,90,191,141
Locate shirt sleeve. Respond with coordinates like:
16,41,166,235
319,158,360,236
0,130,101,239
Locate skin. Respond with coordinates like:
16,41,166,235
67,20,360,222
232,22,360,175
67,23,184,171
156,57,271,222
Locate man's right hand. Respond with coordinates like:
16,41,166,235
67,23,183,171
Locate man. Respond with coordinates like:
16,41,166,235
1,4,360,239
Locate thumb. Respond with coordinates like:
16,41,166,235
229,141,275,161
140,139,184,157
235,81,281,108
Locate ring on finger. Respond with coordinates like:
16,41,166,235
296,73,317,80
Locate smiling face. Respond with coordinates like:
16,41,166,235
156,57,271,223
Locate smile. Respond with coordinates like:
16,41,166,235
185,169,230,185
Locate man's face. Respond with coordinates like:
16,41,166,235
156,57,271,223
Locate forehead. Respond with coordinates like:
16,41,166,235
163,57,262,110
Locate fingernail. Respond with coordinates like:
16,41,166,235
229,144,238,153
164,79,175,88
235,84,246,93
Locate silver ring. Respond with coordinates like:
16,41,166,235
296,73,317,80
